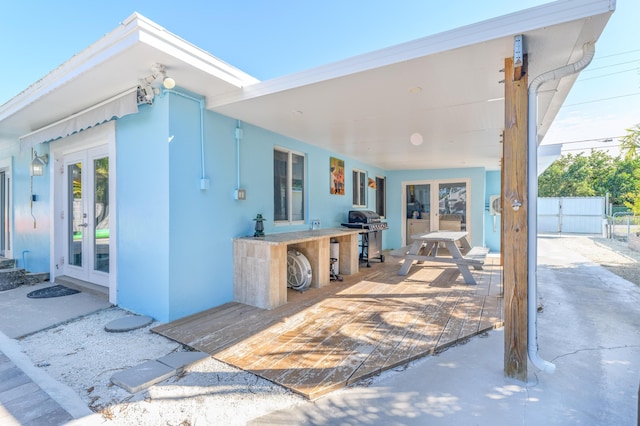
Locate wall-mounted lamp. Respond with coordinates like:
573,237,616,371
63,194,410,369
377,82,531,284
31,150,49,176
143,63,176,90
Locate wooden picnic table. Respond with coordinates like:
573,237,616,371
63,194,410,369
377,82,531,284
398,231,488,284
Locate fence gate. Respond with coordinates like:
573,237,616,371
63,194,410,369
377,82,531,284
538,197,604,234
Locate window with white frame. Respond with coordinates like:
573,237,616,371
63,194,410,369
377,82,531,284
352,169,366,208
375,176,386,217
274,147,306,223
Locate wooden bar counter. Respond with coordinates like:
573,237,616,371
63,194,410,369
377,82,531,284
233,228,362,309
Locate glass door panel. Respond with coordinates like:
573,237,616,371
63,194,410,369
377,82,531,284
0,171,5,257
406,184,431,219
406,184,432,243
438,182,467,231
68,162,84,267
94,157,109,273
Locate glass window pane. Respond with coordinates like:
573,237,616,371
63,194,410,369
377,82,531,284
292,153,305,221
359,172,366,206
274,150,288,221
376,176,386,217
352,170,359,205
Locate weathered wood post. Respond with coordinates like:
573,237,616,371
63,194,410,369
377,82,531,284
502,55,529,380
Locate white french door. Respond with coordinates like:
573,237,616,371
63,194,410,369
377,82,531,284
62,146,110,286
403,179,471,245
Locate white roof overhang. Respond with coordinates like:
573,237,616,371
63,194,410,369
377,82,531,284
0,13,258,147
209,0,614,171
0,0,614,171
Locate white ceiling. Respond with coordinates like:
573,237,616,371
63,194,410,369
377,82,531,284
0,1,614,172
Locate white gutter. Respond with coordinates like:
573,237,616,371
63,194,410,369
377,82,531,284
527,42,595,373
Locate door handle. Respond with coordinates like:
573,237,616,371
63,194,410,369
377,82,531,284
78,223,88,228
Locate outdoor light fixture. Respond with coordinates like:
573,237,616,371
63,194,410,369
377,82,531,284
410,132,423,146
143,63,176,90
31,150,48,176
162,74,176,89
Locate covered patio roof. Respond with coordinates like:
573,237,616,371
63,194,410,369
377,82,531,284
0,0,614,171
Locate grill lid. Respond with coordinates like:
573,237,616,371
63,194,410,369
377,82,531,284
348,210,381,224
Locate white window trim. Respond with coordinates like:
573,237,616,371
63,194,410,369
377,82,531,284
274,146,306,225
352,168,367,208
0,158,13,260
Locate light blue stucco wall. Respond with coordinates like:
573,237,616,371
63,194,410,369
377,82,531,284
0,139,50,272
484,170,501,252
116,97,171,319
238,122,387,236
385,168,487,250
115,90,388,321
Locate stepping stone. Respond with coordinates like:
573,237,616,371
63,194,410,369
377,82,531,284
104,315,153,332
110,360,175,393
157,351,209,371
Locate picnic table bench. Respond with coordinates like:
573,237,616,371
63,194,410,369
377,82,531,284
398,231,489,284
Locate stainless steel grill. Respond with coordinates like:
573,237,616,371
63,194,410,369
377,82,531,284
341,210,388,267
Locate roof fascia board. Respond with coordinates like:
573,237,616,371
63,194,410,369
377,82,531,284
137,32,258,88
0,12,258,122
134,15,259,87
208,0,615,108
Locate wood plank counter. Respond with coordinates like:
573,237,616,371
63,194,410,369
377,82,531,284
233,228,362,309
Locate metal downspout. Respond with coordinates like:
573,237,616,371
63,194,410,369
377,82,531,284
527,42,595,373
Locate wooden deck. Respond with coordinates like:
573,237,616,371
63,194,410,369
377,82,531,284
152,254,503,399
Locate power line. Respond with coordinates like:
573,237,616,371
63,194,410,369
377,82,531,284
578,67,640,82
591,48,640,61
561,144,622,153
583,59,640,72
549,136,625,145
563,92,640,107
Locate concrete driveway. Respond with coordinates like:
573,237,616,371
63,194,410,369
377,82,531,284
251,236,640,425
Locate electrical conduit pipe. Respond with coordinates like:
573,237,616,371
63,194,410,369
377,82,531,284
527,42,595,373
163,90,207,185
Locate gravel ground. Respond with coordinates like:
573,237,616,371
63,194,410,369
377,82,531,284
16,235,640,425
18,308,305,425
546,235,640,287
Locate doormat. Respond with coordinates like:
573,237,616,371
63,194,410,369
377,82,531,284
27,285,80,299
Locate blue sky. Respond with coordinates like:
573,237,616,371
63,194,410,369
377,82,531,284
2,0,638,153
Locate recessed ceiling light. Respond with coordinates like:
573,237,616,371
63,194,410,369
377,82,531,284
410,133,423,146
409,86,422,94
291,110,303,116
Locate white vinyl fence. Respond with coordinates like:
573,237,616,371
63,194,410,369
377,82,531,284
538,197,605,234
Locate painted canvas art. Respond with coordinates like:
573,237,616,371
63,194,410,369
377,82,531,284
330,157,344,195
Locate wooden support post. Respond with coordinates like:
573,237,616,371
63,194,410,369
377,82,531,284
502,56,529,380
500,131,505,268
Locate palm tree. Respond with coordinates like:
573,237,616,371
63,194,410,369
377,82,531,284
620,124,640,160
